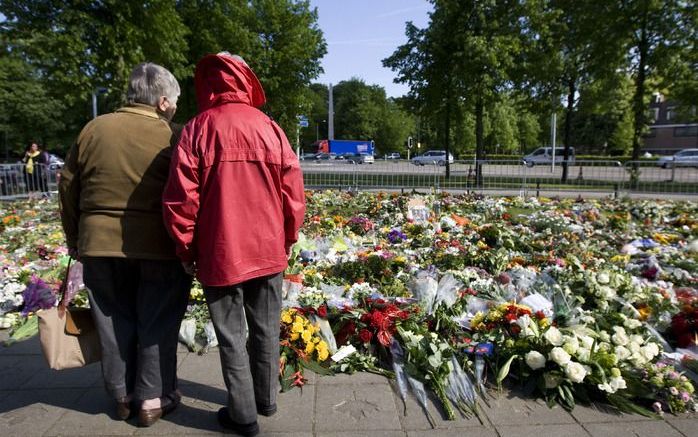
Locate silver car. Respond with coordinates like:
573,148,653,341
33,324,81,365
657,149,698,168
411,150,454,166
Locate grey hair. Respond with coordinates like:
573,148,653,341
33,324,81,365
126,62,180,106
217,51,247,66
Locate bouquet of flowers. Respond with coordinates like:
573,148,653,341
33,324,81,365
279,308,331,391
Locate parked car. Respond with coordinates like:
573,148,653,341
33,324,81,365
657,149,698,169
386,152,401,160
411,150,454,166
47,154,64,170
316,152,341,161
522,147,575,167
300,152,319,161
344,153,374,164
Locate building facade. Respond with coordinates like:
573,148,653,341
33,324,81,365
643,93,698,155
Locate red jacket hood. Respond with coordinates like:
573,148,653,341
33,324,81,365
194,54,266,112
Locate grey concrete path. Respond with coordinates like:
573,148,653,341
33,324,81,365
1,333,696,437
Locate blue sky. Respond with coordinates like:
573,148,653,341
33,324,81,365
309,0,432,98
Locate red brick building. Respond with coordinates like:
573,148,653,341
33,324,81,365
643,93,698,155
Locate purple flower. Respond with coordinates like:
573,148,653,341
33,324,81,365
681,392,691,402
21,275,56,316
387,229,407,244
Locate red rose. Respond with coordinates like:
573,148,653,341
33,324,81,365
317,305,328,318
535,311,546,320
359,329,373,343
398,311,410,321
377,330,393,346
510,325,522,335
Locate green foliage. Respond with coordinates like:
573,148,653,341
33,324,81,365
0,0,326,152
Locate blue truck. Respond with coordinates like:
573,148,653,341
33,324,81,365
316,139,374,156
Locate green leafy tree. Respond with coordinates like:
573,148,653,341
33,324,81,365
0,44,65,157
0,0,189,151
615,0,693,161
386,0,527,181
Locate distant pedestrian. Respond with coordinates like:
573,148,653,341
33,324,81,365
22,142,48,194
163,53,306,436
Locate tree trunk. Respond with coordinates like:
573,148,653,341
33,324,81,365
631,8,649,163
444,91,451,179
562,77,576,183
475,93,484,187
629,6,649,189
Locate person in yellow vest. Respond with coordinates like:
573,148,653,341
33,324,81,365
23,142,48,193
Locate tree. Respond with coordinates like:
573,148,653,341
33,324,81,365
1,0,189,150
385,0,527,182
616,0,692,161
0,44,65,157
330,78,415,154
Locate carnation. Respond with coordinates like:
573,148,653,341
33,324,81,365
564,361,587,383
544,326,564,346
525,351,546,370
549,347,571,366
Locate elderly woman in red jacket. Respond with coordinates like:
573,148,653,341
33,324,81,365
162,53,305,437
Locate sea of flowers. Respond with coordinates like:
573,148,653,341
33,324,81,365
2,191,698,421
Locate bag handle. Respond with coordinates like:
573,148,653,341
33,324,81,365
57,258,74,317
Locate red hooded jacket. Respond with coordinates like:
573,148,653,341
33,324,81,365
162,54,306,286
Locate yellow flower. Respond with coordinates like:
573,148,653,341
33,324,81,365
317,341,329,361
301,329,312,343
471,311,484,327
305,341,315,354
281,311,293,324
292,320,305,334
290,332,300,341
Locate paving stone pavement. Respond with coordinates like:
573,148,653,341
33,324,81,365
1,333,697,436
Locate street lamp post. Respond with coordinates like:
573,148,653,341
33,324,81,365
316,119,326,142
92,87,108,119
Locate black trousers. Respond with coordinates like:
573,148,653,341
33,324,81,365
83,257,192,401
204,273,282,424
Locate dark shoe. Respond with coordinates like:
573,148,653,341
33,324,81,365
217,407,259,436
256,403,277,417
115,397,132,420
138,399,178,427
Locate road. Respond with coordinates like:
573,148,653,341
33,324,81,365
300,160,698,184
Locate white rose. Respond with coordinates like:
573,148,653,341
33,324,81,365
624,318,642,329
564,361,588,383
544,327,564,346
599,330,611,342
576,347,591,362
597,286,616,300
579,335,595,349
614,346,631,361
549,347,571,366
612,330,629,346
544,372,562,389
563,336,580,355
629,334,644,345
640,343,660,361
610,376,627,392
596,272,610,284
525,351,547,370
628,341,641,354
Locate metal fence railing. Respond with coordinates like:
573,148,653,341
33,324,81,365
300,158,698,197
1,164,59,200
2,159,696,201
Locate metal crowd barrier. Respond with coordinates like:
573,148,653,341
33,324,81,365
0,163,59,200
300,158,698,197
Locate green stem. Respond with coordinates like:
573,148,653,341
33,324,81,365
433,382,455,420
